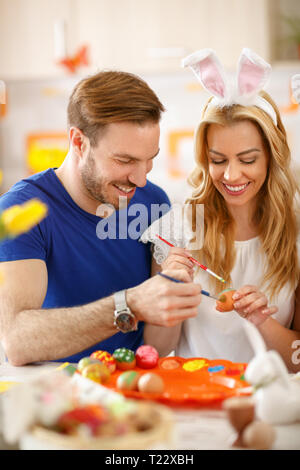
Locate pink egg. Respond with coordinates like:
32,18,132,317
135,345,159,369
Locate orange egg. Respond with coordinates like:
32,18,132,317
216,288,236,312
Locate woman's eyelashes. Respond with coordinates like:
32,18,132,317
209,158,257,165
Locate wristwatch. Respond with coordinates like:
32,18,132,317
113,290,138,333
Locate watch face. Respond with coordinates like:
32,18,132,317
116,311,137,333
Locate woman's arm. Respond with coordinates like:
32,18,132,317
256,283,300,373
233,283,300,372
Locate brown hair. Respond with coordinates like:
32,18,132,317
67,70,165,146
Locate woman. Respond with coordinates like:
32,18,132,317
141,50,300,371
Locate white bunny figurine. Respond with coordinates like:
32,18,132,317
244,320,300,425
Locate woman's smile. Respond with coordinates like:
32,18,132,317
222,182,251,195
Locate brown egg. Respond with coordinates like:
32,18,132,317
216,288,236,312
242,421,276,449
223,396,255,432
138,373,165,394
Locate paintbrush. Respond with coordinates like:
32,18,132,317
156,234,226,284
157,272,221,301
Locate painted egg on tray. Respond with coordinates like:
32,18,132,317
90,350,116,373
81,362,110,384
135,345,159,369
113,348,136,370
138,373,165,394
117,370,140,391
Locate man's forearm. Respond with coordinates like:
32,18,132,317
3,296,117,366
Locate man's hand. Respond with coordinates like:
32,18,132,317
127,269,202,327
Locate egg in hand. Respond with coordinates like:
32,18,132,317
216,288,236,312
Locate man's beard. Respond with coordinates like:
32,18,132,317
80,151,135,209
80,152,108,205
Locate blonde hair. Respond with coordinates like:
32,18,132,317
186,91,300,299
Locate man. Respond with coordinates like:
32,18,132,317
0,71,202,366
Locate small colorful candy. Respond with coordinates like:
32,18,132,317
90,350,117,373
81,362,110,384
135,345,159,369
117,370,140,391
113,348,136,370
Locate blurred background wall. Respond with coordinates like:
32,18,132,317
0,0,299,203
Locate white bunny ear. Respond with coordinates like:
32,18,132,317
291,74,300,104
237,48,271,97
243,320,267,355
182,49,227,99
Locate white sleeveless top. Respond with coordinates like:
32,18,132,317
140,208,299,363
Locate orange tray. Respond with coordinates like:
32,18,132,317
104,357,251,407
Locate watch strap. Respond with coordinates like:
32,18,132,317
114,289,128,311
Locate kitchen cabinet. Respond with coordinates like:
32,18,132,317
0,0,276,80
0,0,76,79
74,0,273,73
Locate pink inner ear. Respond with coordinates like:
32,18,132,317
194,56,226,98
238,57,265,95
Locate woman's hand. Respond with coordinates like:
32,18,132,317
161,247,195,281
231,285,278,326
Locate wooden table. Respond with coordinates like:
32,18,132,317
0,361,299,450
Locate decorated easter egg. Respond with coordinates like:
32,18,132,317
135,345,159,369
138,373,165,394
216,288,236,312
113,348,136,370
90,350,117,373
117,370,140,391
81,362,110,384
77,356,100,373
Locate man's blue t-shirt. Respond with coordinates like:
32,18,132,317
0,168,170,362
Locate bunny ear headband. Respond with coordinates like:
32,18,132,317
182,47,277,125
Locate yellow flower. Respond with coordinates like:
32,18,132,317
1,199,48,237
